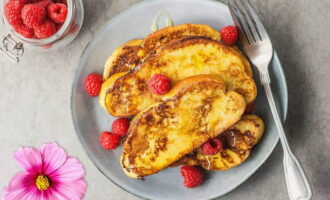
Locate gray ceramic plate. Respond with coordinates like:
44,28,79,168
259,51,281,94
71,0,288,199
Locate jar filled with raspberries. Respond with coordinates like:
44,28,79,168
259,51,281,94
1,0,84,62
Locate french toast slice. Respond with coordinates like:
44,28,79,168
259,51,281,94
103,24,221,80
142,24,221,54
231,46,253,77
103,39,144,79
173,114,265,170
102,24,252,81
99,72,127,109
121,75,246,178
144,24,252,77
105,36,257,117
102,43,253,83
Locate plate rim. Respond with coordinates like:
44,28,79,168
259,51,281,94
70,0,288,199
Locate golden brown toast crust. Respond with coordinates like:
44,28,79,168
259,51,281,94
99,72,127,109
103,24,220,80
230,46,253,77
173,114,265,170
103,24,252,81
103,39,144,79
121,75,246,178
106,36,257,117
142,24,221,54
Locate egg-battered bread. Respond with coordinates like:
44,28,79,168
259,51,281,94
121,75,246,178
103,24,221,80
173,114,265,170
99,72,127,109
103,39,144,79
142,23,221,54
105,36,257,117
102,24,253,81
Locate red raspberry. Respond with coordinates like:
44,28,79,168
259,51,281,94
4,0,24,25
148,74,171,95
180,166,204,188
201,138,223,155
21,4,46,28
35,0,54,8
83,73,103,97
14,24,34,38
34,20,56,38
100,132,121,150
245,103,255,113
111,118,130,137
47,3,67,23
220,26,238,45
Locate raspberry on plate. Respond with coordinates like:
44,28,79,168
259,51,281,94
47,3,68,23
83,73,103,97
111,118,130,137
148,74,171,95
220,25,238,45
14,24,35,38
201,138,223,155
180,166,204,188
21,4,46,28
34,19,56,39
100,132,121,150
4,0,24,25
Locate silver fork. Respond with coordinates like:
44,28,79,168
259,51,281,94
227,0,312,199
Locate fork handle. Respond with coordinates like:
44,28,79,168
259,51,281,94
260,73,312,200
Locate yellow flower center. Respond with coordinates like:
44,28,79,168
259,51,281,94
35,175,50,191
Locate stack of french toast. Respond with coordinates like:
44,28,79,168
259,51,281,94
98,24,265,179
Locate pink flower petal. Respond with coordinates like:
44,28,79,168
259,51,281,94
51,179,87,200
6,172,35,190
13,147,42,175
3,187,28,200
40,143,67,175
40,190,57,200
2,185,40,200
48,157,84,183
23,187,41,200
2,172,42,200
5,143,86,200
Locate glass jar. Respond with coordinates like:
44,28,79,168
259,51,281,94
0,0,84,63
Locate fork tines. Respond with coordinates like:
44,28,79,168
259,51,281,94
227,0,267,44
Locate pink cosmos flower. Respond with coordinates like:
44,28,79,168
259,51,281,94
3,143,86,200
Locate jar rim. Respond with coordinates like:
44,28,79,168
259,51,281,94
1,0,75,46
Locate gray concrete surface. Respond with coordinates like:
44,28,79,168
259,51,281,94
0,0,329,199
